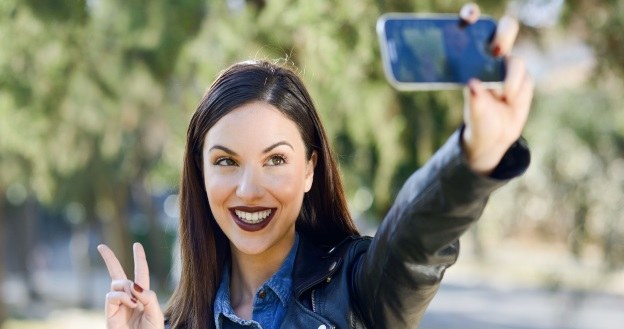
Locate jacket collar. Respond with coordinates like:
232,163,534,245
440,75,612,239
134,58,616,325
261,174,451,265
292,234,350,297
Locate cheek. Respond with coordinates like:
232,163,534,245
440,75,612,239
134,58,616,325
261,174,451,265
203,174,234,205
265,170,307,203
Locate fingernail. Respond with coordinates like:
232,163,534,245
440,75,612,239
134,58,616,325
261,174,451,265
131,297,138,303
468,81,477,96
460,3,480,24
133,283,144,293
492,44,501,57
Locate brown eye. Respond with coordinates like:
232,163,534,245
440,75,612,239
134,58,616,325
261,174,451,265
215,157,237,166
266,155,286,166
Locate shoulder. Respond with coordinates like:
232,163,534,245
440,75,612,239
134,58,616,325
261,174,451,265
299,234,371,262
293,234,370,290
328,235,371,259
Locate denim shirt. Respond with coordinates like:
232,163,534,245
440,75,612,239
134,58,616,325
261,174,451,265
214,234,299,329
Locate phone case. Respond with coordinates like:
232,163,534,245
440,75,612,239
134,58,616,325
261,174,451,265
377,13,505,91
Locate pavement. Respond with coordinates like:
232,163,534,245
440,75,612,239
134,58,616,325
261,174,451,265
420,280,624,329
4,278,622,329
418,240,624,329
3,243,624,329
4,269,624,329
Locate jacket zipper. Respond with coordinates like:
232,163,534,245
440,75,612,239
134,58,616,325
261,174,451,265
311,289,317,313
313,288,338,329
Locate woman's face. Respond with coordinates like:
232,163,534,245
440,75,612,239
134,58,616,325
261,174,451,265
202,101,316,258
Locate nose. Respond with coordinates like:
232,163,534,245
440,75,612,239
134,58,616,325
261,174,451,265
236,166,264,201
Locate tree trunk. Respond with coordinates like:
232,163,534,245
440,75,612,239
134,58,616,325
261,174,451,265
135,179,166,291
0,189,7,325
17,196,41,303
70,220,92,308
101,185,133,275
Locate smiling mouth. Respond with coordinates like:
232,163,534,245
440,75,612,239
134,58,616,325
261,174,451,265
234,209,272,224
230,207,276,232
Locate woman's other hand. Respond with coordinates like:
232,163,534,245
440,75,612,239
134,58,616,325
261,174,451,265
459,3,534,175
98,243,165,329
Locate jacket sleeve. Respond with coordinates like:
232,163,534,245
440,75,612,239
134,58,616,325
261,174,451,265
352,129,529,328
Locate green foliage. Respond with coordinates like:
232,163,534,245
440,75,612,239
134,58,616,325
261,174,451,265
2,0,624,278
0,0,551,221
173,0,499,215
490,81,624,269
23,0,88,24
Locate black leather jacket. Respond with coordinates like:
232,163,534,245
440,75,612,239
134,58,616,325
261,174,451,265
279,130,530,329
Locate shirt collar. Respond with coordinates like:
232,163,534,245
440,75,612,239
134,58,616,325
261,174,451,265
214,233,299,322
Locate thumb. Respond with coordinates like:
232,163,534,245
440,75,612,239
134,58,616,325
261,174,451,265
459,3,481,24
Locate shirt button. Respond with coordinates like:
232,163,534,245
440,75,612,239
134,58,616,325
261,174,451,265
258,290,266,299
318,325,327,329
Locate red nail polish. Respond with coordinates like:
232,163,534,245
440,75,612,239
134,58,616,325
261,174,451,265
133,283,144,293
492,45,501,57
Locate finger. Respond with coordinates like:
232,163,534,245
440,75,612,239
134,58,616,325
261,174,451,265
503,57,527,104
459,3,481,24
105,291,138,314
467,79,488,110
133,242,150,290
130,285,163,320
512,71,534,124
111,279,134,295
97,244,128,281
466,79,492,124
467,78,504,121
492,15,519,57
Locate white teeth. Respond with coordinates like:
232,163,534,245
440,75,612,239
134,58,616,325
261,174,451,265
234,209,272,224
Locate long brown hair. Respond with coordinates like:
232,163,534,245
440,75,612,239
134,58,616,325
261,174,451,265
164,60,359,328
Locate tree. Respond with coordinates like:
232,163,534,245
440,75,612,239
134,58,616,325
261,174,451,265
2,1,624,320
0,0,206,302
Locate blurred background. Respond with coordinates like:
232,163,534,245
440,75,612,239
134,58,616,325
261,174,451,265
1,0,623,328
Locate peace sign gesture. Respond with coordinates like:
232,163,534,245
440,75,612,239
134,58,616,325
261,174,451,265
97,242,164,329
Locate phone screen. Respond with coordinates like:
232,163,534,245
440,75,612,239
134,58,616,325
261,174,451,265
379,15,505,87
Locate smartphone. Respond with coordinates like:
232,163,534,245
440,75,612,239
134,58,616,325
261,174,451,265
377,13,505,90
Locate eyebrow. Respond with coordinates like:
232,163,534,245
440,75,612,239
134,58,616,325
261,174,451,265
208,141,294,155
263,141,294,153
208,145,238,155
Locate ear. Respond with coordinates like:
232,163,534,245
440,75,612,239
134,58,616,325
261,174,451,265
304,151,317,193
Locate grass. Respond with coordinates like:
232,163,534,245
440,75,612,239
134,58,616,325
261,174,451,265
1,310,104,329
2,321,57,329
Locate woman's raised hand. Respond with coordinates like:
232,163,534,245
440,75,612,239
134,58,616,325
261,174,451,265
98,243,164,329
459,3,534,175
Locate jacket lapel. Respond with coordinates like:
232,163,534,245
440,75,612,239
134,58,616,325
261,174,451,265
292,234,343,298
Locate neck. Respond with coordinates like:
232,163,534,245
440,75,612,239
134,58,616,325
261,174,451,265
228,232,296,318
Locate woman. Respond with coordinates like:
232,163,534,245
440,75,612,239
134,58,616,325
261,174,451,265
98,5,533,329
